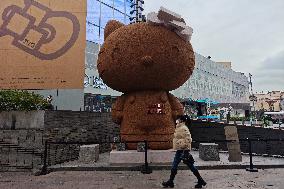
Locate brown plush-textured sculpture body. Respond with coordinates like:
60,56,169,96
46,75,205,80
97,20,195,150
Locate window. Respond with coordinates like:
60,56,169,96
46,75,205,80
101,4,114,28
114,10,125,24
114,0,125,12
99,28,104,44
102,0,114,6
87,0,100,24
87,0,131,43
86,22,99,42
125,0,132,17
87,0,100,42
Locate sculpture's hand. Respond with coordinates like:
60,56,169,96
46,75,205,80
111,95,126,124
112,109,123,124
168,93,184,119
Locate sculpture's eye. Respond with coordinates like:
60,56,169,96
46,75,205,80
166,45,181,61
166,45,180,58
171,45,180,55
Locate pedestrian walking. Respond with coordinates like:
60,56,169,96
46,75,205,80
162,115,206,188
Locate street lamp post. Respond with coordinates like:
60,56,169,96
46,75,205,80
248,73,256,126
249,94,257,126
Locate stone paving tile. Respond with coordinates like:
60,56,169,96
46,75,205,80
0,169,284,189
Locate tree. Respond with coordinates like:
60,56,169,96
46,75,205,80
0,90,50,111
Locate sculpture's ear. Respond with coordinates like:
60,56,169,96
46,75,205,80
104,20,125,40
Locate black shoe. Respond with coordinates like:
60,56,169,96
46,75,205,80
162,180,174,188
194,179,206,188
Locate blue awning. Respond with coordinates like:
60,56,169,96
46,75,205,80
196,98,219,104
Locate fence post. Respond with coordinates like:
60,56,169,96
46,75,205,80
246,138,258,172
141,140,152,174
41,140,49,175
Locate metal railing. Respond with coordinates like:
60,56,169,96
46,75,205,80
41,140,154,175
40,138,284,175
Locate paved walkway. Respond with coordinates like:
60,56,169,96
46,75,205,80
0,169,284,189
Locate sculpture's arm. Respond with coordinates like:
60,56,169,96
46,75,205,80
168,93,184,120
111,95,126,124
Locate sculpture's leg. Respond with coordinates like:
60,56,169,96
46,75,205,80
120,134,140,150
121,134,173,150
147,134,173,150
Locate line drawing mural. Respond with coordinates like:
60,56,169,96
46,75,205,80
0,0,80,60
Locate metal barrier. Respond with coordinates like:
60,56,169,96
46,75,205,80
41,140,154,175
140,140,152,174
40,138,284,175
0,138,43,171
245,138,258,172
238,138,284,172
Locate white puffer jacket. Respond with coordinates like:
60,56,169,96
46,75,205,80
173,122,192,150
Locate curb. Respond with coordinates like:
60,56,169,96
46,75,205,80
48,164,284,172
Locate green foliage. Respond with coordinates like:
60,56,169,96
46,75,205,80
262,115,273,127
229,116,250,122
0,90,50,111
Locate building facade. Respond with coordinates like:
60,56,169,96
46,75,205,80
255,91,284,111
173,53,249,104
30,89,84,111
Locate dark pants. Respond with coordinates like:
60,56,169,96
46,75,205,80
171,150,197,172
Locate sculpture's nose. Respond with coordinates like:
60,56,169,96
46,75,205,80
141,55,153,67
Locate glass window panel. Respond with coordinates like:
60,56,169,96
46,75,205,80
126,0,132,17
125,15,131,24
87,0,100,25
114,10,125,24
86,24,99,42
114,0,125,12
99,28,104,44
101,4,114,28
102,0,114,6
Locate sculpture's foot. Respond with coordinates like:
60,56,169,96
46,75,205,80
148,141,172,150
121,134,173,150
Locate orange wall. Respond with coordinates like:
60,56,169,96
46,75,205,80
0,0,86,89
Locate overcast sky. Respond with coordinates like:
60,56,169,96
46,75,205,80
144,0,284,93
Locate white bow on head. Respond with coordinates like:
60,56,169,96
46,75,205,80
147,7,193,42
